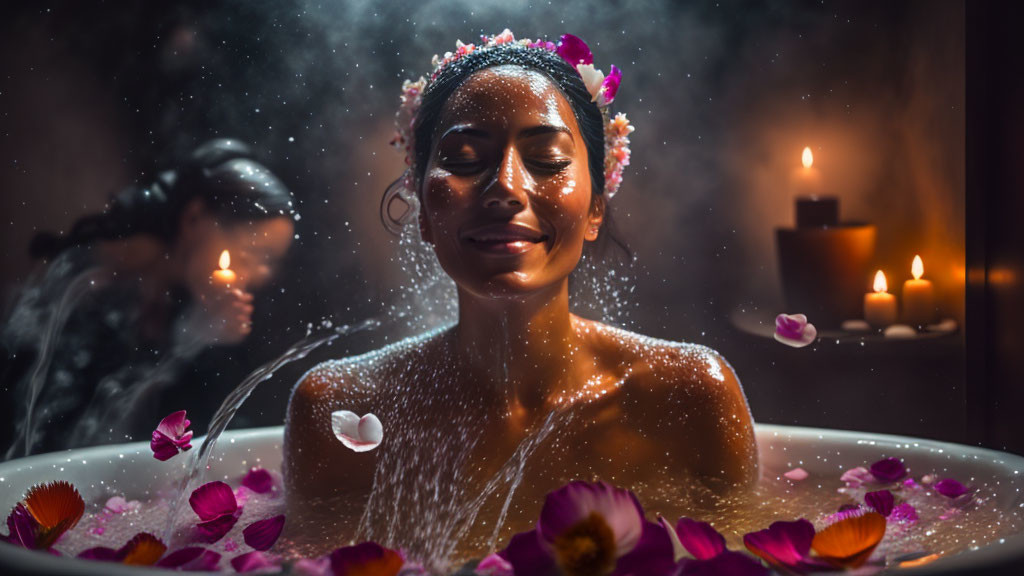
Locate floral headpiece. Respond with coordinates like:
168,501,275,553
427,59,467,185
390,29,635,199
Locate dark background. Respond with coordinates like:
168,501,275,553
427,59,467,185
0,1,1018,453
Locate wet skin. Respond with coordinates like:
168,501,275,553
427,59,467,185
284,66,758,551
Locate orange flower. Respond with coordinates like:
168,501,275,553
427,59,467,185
811,511,886,568
119,533,168,566
23,481,84,549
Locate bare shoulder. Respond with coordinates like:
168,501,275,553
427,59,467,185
585,322,759,487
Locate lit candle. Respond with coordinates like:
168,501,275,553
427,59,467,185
211,250,237,285
864,270,897,327
902,255,935,326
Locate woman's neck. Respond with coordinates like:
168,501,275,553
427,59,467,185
453,279,588,411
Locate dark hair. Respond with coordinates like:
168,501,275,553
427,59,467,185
31,139,295,260
382,42,629,258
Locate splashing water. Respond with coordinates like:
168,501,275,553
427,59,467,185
163,316,384,544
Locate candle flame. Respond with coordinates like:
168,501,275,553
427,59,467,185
802,147,814,169
912,255,924,280
873,270,888,293
219,250,231,270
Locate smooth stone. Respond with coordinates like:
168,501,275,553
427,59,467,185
884,324,918,339
841,319,871,331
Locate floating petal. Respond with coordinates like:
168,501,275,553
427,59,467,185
151,410,193,461
868,457,906,483
743,519,832,573
784,467,809,481
675,550,770,576
189,481,238,521
890,502,919,525
4,504,39,549
243,515,285,551
119,532,167,565
864,490,895,517
241,467,275,494
811,512,886,568
774,314,817,348
841,467,875,488
934,478,969,499
674,518,726,560
156,546,222,570
23,480,84,548
539,481,644,559
476,553,515,576
196,513,239,544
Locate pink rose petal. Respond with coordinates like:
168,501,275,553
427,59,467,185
189,481,238,522
241,468,275,494
242,515,286,551
784,467,809,481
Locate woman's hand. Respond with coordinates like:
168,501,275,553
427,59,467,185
185,286,255,346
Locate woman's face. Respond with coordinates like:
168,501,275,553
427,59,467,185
420,65,603,299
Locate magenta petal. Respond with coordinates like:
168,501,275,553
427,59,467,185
330,542,405,574
241,468,275,494
231,550,280,573
501,529,558,576
840,466,875,488
935,478,969,498
152,411,192,460
869,457,907,483
243,515,285,551
675,551,770,576
600,65,622,104
613,520,676,576
476,553,515,576
156,546,221,571
196,514,239,543
890,502,919,524
77,546,119,561
775,314,806,340
292,556,331,576
743,519,833,573
538,481,644,557
157,410,190,437
555,33,593,66
189,481,238,521
674,518,726,560
865,490,895,517
151,432,179,462
5,504,39,549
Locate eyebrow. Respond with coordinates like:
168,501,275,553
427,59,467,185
440,124,572,140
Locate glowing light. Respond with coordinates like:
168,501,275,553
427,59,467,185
912,255,924,280
802,147,814,169
873,270,888,294
219,250,231,270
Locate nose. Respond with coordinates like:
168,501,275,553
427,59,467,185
480,146,529,210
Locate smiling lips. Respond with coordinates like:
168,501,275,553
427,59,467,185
462,223,549,255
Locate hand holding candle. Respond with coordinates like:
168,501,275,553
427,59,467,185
902,255,935,326
864,270,897,327
211,250,237,285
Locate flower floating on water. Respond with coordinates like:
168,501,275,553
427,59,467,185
331,410,384,452
243,514,285,551
2,480,84,550
774,313,818,348
500,480,675,576
868,457,907,483
151,410,194,461
934,478,969,499
189,481,241,543
811,512,887,569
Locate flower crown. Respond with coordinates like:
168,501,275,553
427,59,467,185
390,29,635,199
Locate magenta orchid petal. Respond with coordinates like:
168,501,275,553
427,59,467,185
189,481,238,521
476,553,515,576
501,529,559,576
613,520,677,576
5,504,39,549
231,550,280,573
890,502,919,525
865,490,895,517
151,410,193,461
674,551,770,576
195,513,239,544
743,519,835,573
674,518,726,560
869,457,907,483
598,65,622,106
242,515,285,551
775,314,806,340
935,478,969,498
555,33,593,66
538,480,644,558
241,468,275,494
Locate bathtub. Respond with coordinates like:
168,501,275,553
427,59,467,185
0,424,1021,575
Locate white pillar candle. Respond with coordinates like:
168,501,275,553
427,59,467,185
864,270,897,327
902,255,935,326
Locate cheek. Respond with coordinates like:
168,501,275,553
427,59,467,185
536,170,593,233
